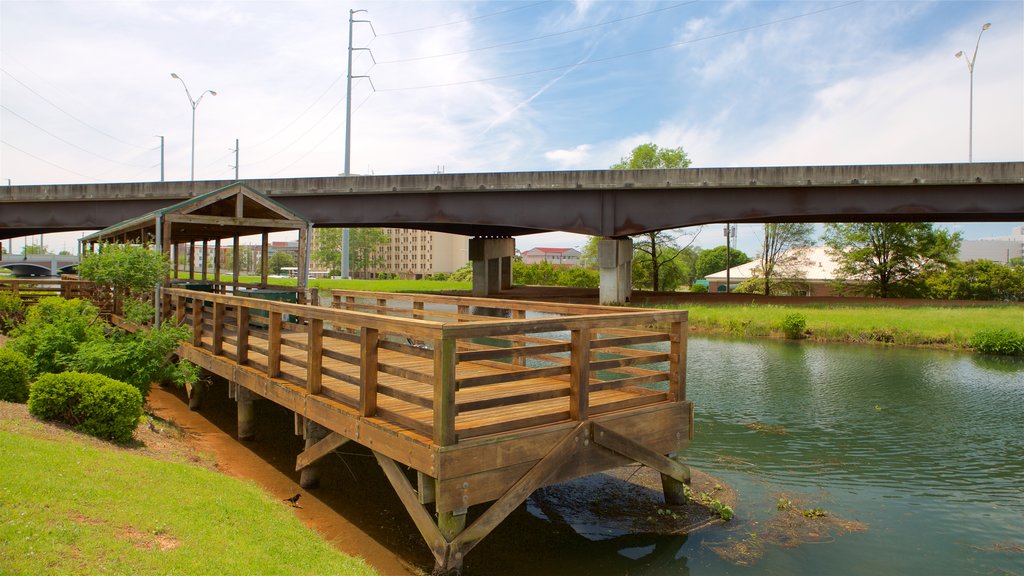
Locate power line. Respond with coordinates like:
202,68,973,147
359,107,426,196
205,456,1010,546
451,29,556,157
247,73,346,149
1,139,100,181
376,1,698,65
376,1,552,37
269,90,374,177
376,1,863,93
1,104,152,167
0,67,150,150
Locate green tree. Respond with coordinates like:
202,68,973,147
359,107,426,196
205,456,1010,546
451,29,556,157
925,259,1024,301
823,222,961,298
268,251,296,275
312,228,344,274
611,143,690,170
22,243,48,256
78,244,170,298
349,228,389,279
748,223,815,295
579,237,600,270
610,142,694,291
694,246,750,279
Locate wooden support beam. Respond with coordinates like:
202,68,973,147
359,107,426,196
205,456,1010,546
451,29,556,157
201,239,208,281
191,298,204,347
570,328,590,420
260,232,269,287
299,420,330,489
374,453,448,567
433,337,457,446
237,386,256,441
359,327,379,417
591,423,690,484
267,311,282,378
212,302,225,355
669,321,686,402
295,431,350,471
236,307,250,365
232,235,241,285
175,295,186,325
188,241,195,279
214,238,221,284
417,472,437,505
449,422,586,564
307,318,323,394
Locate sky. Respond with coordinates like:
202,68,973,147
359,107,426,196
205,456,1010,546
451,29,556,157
1,0,1022,256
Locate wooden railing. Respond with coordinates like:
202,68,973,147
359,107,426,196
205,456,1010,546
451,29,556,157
0,277,108,306
165,287,687,448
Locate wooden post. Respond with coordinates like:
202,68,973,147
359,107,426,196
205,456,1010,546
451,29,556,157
433,337,457,446
299,420,329,489
201,239,208,281
189,241,195,279
191,297,204,347
669,321,686,402
237,386,256,441
360,327,379,417
260,232,269,288
267,311,282,378
236,307,250,365
307,318,323,395
570,328,590,421
212,302,225,355
232,235,241,288
413,300,424,319
175,295,186,325
187,379,204,411
213,238,221,284
172,244,180,279
439,511,467,542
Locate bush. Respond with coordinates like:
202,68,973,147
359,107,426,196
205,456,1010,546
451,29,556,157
781,313,807,339
969,329,1024,356
0,293,25,334
28,372,143,443
9,297,104,376
689,283,708,293
71,323,192,396
0,346,31,403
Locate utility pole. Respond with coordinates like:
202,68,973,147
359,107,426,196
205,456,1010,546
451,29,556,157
724,224,736,293
343,8,375,278
156,135,165,181
230,139,239,180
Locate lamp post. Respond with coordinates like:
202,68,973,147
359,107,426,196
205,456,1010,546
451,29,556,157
955,23,991,163
170,73,217,182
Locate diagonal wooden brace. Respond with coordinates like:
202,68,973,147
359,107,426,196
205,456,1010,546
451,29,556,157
591,422,690,484
374,452,449,568
295,431,350,471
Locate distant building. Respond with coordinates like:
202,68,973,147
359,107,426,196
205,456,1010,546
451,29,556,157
521,247,581,267
372,228,470,279
958,226,1024,265
705,246,843,296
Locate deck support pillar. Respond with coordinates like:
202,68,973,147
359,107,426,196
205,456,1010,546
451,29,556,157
299,421,330,489
598,237,632,305
187,379,204,411
437,511,467,543
469,237,514,297
237,386,256,441
660,458,692,506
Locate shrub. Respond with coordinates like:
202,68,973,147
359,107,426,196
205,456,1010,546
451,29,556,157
689,283,708,294
0,346,31,403
781,313,807,339
9,297,104,376
969,329,1024,356
0,293,25,334
28,371,143,443
71,323,191,396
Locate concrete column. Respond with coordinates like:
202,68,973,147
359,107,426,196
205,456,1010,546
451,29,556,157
187,380,204,411
237,386,256,441
469,237,515,297
299,420,330,489
598,237,633,305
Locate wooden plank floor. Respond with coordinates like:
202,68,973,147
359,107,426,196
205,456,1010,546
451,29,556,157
194,318,669,444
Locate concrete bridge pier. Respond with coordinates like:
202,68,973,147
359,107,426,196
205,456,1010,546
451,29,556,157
598,237,633,305
470,237,514,297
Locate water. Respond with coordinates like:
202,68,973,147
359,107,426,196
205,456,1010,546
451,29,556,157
469,337,1024,575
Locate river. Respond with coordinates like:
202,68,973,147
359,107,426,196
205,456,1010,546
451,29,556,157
466,337,1024,575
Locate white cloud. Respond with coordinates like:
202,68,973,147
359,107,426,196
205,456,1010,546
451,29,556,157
544,144,592,168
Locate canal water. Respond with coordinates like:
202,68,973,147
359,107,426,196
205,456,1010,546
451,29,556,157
466,337,1024,575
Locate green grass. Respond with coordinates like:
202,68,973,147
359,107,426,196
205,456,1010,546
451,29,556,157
0,419,378,576
231,275,470,293
660,303,1024,350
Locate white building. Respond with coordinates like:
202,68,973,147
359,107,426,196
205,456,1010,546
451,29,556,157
520,247,581,267
373,228,469,279
705,246,843,296
959,226,1024,264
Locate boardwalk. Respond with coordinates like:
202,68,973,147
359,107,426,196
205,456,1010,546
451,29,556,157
164,287,693,572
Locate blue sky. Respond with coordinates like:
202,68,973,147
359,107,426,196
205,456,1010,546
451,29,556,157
2,0,1022,255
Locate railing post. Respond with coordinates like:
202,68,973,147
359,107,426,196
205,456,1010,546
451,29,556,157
191,297,204,347
413,300,424,319
236,307,250,365
268,311,282,378
307,317,323,395
570,327,590,421
669,321,686,402
212,302,225,355
360,327,379,417
433,336,457,446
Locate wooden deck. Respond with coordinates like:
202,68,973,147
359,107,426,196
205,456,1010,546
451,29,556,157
162,287,693,572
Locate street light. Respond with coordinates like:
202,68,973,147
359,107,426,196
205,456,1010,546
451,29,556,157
955,22,991,163
170,73,217,182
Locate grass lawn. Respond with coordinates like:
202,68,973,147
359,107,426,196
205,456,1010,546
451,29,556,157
667,303,1024,349
0,403,377,576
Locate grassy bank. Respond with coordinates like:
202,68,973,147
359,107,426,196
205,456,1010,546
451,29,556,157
0,403,377,576
663,303,1024,350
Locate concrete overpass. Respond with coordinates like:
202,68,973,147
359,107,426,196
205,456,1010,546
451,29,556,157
3,162,1022,302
